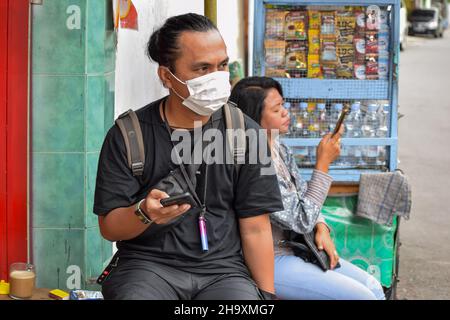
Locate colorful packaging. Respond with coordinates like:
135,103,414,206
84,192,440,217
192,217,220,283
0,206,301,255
336,11,356,45
265,40,286,67
285,11,308,40
286,41,308,70
354,64,366,80
337,45,355,79
336,12,356,30
321,11,336,36
365,32,378,54
309,10,321,30
365,54,379,78
265,10,287,39
366,74,379,80
337,23,355,44
308,29,321,54
307,54,322,78
322,63,337,79
265,68,289,78
366,5,381,31
354,36,366,63
378,31,389,52
378,55,389,80
379,9,389,31
69,290,104,300
321,38,337,62
355,7,366,33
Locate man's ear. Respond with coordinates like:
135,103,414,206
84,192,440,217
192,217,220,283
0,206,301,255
158,66,173,89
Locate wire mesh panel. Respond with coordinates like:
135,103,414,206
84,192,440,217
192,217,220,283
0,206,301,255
283,98,391,171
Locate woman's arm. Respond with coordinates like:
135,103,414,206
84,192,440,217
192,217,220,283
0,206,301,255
270,143,333,234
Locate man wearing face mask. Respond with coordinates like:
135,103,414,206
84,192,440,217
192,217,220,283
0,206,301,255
93,13,284,300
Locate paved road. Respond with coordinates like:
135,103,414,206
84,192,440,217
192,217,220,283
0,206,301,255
397,33,450,300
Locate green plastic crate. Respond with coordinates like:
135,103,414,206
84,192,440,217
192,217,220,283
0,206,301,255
321,195,398,288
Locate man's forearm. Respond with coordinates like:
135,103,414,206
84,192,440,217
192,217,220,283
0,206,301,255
99,205,150,241
239,215,275,294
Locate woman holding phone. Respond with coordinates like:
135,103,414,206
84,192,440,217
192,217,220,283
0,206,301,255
230,76,385,300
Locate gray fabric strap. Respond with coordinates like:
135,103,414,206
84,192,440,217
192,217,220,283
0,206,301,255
116,104,247,180
223,103,246,175
115,110,145,176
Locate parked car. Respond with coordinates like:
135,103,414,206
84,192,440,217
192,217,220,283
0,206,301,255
400,0,408,50
431,1,449,30
408,8,445,38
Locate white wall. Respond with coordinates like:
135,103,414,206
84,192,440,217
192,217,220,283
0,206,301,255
216,0,245,64
115,0,247,117
115,0,204,117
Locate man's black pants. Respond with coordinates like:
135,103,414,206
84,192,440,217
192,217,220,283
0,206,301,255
102,258,264,300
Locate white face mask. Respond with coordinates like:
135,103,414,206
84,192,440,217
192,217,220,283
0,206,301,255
167,69,231,116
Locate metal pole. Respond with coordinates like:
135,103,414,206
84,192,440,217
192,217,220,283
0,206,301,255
204,0,217,26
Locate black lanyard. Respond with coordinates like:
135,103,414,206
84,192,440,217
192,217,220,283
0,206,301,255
161,99,220,217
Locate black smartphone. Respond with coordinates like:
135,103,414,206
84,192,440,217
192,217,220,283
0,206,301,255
160,192,197,208
332,105,351,137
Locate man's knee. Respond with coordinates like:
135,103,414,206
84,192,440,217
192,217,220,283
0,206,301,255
194,275,262,300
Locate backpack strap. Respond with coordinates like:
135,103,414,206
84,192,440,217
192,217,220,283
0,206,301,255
223,102,246,176
115,104,247,178
115,109,145,177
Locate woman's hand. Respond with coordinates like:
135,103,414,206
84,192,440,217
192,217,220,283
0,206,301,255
315,223,340,270
315,131,343,173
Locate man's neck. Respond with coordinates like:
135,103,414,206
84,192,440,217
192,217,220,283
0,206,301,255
161,94,211,129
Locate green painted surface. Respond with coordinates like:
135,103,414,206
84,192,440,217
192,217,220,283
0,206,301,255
321,196,398,288
32,153,85,229
31,0,115,291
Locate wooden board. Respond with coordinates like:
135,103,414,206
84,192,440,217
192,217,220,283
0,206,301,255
0,288,52,301
329,183,360,196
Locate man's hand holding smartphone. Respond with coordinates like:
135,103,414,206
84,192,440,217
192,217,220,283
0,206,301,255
140,189,192,225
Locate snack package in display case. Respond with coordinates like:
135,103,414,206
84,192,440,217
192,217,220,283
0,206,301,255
308,29,321,54
308,10,321,30
378,31,389,54
337,44,355,79
366,31,378,54
366,5,380,31
266,68,288,78
286,41,308,70
265,40,286,67
378,54,389,80
354,35,366,63
355,7,366,34
354,63,366,80
265,9,287,39
308,54,322,78
285,11,308,40
322,62,337,79
320,11,336,36
366,54,379,80
336,11,356,45
379,9,389,31
321,38,337,62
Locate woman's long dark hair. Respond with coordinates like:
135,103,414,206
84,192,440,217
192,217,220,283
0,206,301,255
229,77,284,125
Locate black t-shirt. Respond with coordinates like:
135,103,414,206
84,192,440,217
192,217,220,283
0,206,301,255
93,97,284,275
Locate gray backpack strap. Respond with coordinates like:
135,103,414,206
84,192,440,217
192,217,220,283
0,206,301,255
223,103,246,175
115,109,145,176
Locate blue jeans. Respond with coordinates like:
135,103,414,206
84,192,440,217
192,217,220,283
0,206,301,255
274,255,386,300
